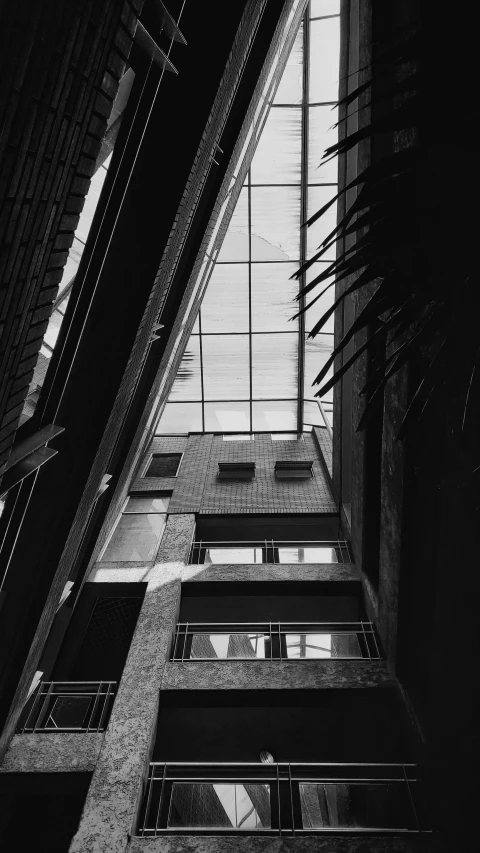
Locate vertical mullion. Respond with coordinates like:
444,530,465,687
298,11,310,434
248,168,253,432
198,312,206,432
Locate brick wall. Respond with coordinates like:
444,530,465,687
144,433,337,514
0,0,142,477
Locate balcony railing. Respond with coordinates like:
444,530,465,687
171,622,381,661
189,540,352,565
138,762,429,835
20,681,116,733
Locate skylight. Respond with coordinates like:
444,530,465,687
157,1,339,435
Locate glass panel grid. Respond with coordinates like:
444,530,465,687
157,8,341,435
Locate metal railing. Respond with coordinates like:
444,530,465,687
20,681,116,733
189,540,352,565
171,622,381,661
138,762,429,835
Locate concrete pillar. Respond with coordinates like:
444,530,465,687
69,514,195,853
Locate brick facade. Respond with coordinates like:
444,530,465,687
139,432,337,514
0,0,142,477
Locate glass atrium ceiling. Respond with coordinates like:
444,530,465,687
157,0,340,435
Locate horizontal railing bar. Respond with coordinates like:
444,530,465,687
149,762,417,768
146,776,414,784
174,621,372,624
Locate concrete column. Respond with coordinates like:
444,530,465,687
69,514,195,853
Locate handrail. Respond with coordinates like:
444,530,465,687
20,681,116,733
138,761,427,836
171,621,380,661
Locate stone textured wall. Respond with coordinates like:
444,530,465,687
0,732,102,773
69,514,195,853
163,660,391,691
128,833,444,852
141,433,336,515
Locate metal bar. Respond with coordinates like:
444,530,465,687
34,682,53,732
402,763,421,832
156,763,167,835
288,762,295,835
97,682,113,732
86,681,102,732
248,167,253,433
198,307,206,432
360,620,370,661
297,7,310,434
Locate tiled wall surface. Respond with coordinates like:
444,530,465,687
141,433,336,514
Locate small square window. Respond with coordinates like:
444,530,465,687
145,454,182,477
274,461,313,480
218,462,256,481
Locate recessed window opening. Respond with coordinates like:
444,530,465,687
99,495,170,562
223,434,254,441
271,433,300,440
145,453,182,477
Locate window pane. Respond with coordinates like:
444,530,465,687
200,265,249,333
169,336,202,401
286,633,333,659
156,403,202,434
223,434,253,441
190,633,266,659
125,496,170,513
102,514,166,561
218,187,249,261
306,185,337,258
204,402,251,432
299,782,413,829
308,106,339,183
278,546,338,563
204,547,263,564
274,23,303,104
252,333,297,399
251,263,299,332
251,186,301,261
168,783,270,829
271,433,298,440
145,455,181,477
202,335,250,401
252,401,297,431
308,17,340,103
251,108,302,185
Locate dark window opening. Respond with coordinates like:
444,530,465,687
275,461,313,480
0,773,91,852
146,453,182,477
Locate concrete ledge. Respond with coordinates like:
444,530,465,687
182,564,359,583
128,834,443,852
162,660,391,690
0,732,103,773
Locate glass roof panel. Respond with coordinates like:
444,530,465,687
308,106,338,183
310,0,340,17
250,186,301,261
205,402,251,433
217,187,249,261
252,401,297,431
201,334,250,401
200,264,249,333
252,333,298,398
157,6,341,437
156,402,203,434
250,107,302,185
168,335,202,401
304,333,333,399
306,185,337,258
308,16,340,103
304,263,335,334
273,23,303,105
251,263,299,332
